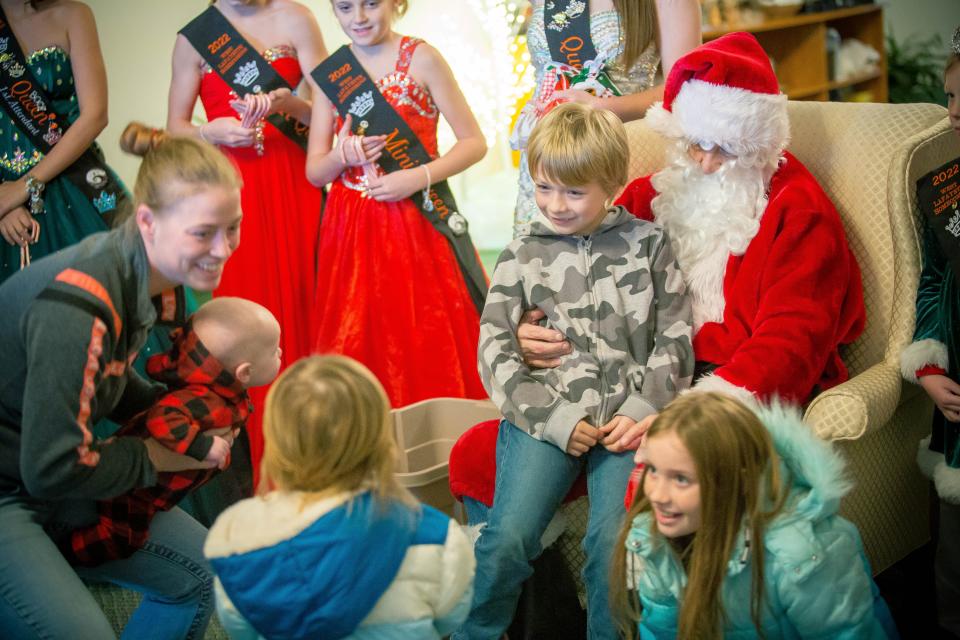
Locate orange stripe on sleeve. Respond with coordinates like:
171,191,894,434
75,318,106,468
55,269,123,337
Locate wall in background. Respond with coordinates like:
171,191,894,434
880,0,957,49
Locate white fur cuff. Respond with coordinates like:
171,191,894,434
687,372,757,406
917,436,960,504
900,339,949,383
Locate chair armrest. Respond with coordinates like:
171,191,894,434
803,363,902,441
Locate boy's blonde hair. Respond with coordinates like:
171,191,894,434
260,355,415,506
121,122,242,216
611,393,789,639
526,102,629,196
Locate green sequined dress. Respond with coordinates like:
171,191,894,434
0,46,125,282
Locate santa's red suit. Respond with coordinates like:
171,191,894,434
616,152,865,404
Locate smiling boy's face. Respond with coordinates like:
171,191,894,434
533,172,611,236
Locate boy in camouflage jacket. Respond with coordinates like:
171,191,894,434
458,103,694,640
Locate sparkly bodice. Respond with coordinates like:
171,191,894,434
199,45,302,158
0,46,79,179
339,37,438,190
527,3,660,95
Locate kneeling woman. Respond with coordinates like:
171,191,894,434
0,127,242,639
614,393,899,639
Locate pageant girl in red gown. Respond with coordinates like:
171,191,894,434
306,0,487,408
167,0,327,483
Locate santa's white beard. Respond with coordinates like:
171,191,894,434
651,141,773,332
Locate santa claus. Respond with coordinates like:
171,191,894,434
450,32,866,510
614,31,865,406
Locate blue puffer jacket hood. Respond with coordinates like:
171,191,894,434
205,491,452,640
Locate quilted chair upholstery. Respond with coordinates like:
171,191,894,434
624,100,953,573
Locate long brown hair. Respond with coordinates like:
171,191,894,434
611,393,790,639
615,0,658,71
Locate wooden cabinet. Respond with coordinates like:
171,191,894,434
704,5,887,102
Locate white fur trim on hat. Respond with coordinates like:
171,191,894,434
644,101,685,139
686,372,757,406
918,436,960,504
900,338,949,383
652,79,790,160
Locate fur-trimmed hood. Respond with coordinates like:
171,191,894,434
759,400,851,522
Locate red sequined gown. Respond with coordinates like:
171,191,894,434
199,46,322,471
312,37,486,407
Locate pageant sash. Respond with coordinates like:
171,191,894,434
312,45,487,313
917,156,960,281
0,8,126,222
545,0,598,71
179,6,309,151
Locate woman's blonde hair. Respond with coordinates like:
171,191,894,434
260,355,415,506
121,122,242,215
526,101,629,196
616,0,658,71
611,393,789,639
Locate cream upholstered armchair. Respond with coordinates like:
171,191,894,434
624,100,953,574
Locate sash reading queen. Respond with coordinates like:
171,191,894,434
312,46,487,314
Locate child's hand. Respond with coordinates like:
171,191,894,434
201,117,255,148
335,115,386,167
602,413,657,453
265,87,293,116
0,207,38,247
919,374,960,422
599,415,636,452
367,167,424,202
552,88,600,108
566,420,600,457
204,435,232,470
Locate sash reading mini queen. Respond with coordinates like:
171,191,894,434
545,0,598,71
918,156,960,281
179,6,309,151
0,7,126,222
312,45,487,313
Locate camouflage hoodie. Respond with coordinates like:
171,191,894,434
479,206,694,450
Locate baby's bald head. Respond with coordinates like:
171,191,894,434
192,297,282,388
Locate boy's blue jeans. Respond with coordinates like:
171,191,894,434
0,494,213,639
454,419,634,640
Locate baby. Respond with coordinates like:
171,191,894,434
63,297,281,566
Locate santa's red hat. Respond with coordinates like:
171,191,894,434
645,32,789,160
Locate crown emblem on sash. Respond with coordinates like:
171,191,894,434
43,125,61,146
8,62,24,78
233,60,260,87
93,190,117,214
348,90,375,119
0,38,8,53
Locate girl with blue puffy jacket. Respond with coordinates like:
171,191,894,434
204,355,475,639
611,392,899,639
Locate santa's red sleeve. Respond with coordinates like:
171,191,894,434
697,171,865,403
615,176,656,222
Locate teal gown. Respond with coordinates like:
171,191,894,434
0,46,122,282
